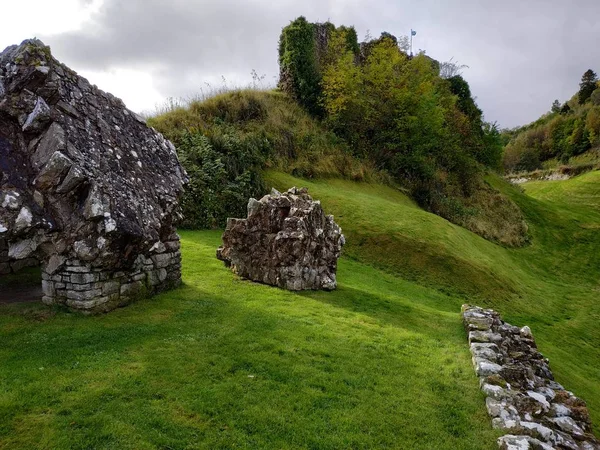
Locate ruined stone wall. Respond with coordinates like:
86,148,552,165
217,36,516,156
0,238,39,274
462,305,599,449
0,39,187,312
42,235,181,313
217,187,344,291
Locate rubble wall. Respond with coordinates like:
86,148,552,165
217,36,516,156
462,305,599,449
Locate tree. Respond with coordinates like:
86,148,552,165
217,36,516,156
578,69,598,104
560,103,571,114
590,88,600,106
551,99,561,113
278,17,323,116
439,57,469,79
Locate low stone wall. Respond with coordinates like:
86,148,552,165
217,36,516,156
0,238,39,275
462,305,599,449
41,236,181,313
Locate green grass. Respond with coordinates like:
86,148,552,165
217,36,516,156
0,231,499,449
266,171,600,431
1,170,598,448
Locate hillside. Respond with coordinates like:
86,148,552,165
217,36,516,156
1,170,598,448
503,69,600,174
150,88,528,247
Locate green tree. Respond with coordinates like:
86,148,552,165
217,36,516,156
278,17,323,116
551,99,561,113
585,106,600,146
578,69,598,104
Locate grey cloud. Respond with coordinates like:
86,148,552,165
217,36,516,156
42,0,600,127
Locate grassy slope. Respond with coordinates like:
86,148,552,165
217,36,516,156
0,232,498,450
266,171,600,430
0,171,598,448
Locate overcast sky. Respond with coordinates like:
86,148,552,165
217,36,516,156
1,0,599,128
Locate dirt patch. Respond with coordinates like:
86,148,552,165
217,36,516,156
0,284,43,304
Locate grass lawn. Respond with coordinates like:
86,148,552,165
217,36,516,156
266,171,600,433
1,170,598,448
0,230,498,449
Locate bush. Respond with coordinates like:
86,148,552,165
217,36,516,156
149,90,384,228
174,131,266,229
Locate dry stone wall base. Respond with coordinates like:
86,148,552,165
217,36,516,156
217,187,344,291
462,305,599,450
41,236,181,313
0,39,187,312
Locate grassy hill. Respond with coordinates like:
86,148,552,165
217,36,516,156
1,170,598,448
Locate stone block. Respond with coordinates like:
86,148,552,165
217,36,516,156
148,268,167,286
65,265,90,273
41,280,55,297
120,281,143,297
8,239,37,260
164,240,180,252
71,283,94,292
151,253,171,269
132,273,146,282
66,289,102,301
45,254,66,275
102,280,120,295
70,272,99,284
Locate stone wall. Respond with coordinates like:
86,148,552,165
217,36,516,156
462,305,599,450
0,238,39,275
41,235,181,313
0,39,187,312
217,187,344,291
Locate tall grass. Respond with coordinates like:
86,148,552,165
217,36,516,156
149,89,386,183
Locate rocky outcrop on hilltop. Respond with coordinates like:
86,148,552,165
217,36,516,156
0,39,187,312
217,187,344,291
462,305,599,449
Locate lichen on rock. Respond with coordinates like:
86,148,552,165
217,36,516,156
462,305,600,449
0,39,187,312
217,187,345,291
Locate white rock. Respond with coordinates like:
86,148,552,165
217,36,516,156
535,387,556,401
526,391,550,410
2,191,21,209
474,358,503,377
8,238,37,260
550,416,585,437
471,343,500,362
520,421,554,442
468,330,502,344
492,417,520,430
520,326,533,338
14,206,33,232
0,223,7,233
74,240,95,261
550,403,571,417
482,383,511,400
497,434,553,450
83,185,107,219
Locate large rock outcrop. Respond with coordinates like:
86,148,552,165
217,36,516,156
0,39,187,313
217,187,344,290
462,305,600,449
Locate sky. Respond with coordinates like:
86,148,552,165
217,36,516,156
1,0,599,128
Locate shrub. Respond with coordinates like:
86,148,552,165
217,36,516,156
149,90,384,228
